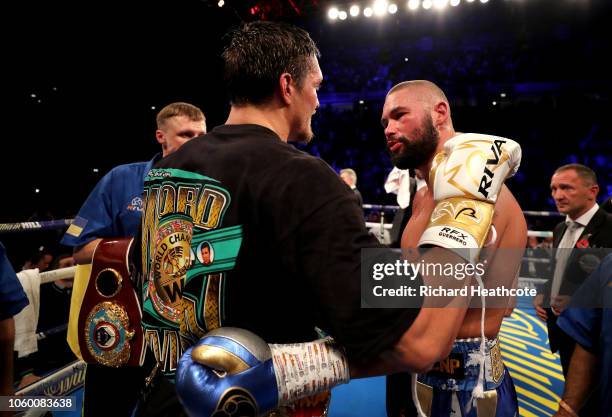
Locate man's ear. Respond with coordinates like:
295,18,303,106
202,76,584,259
155,129,165,145
432,101,450,127
279,72,294,105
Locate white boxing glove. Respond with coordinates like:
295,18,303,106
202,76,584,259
418,133,522,263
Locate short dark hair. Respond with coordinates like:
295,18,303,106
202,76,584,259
222,21,320,105
554,163,598,186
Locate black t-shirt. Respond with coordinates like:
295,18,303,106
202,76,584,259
141,124,417,377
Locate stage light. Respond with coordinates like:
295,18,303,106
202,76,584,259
408,0,420,10
217,0,224,7
480,0,489,3
350,5,360,16
364,7,373,16
433,0,448,9
466,0,475,2
422,0,433,9
339,10,348,19
373,0,388,16
388,3,398,13
328,7,339,19
450,0,460,5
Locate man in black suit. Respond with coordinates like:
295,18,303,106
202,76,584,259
534,163,612,375
340,168,363,208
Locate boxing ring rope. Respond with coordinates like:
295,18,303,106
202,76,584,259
0,214,559,237
364,204,563,217
0,219,73,233
39,265,77,284
365,221,553,238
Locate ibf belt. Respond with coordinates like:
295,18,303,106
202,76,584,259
78,238,144,367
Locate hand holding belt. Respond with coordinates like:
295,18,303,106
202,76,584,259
77,237,144,367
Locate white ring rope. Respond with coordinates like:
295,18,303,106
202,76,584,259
365,222,553,238
39,266,77,284
0,219,73,233
363,205,562,218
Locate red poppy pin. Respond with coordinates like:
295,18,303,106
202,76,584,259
575,236,590,248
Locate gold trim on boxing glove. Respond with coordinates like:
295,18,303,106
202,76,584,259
191,345,251,375
427,198,495,248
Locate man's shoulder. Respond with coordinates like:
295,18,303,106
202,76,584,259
594,207,612,226
108,161,149,175
587,208,612,245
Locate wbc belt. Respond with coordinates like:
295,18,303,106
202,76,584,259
77,237,144,367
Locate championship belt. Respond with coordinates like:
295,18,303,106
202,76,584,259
77,237,144,367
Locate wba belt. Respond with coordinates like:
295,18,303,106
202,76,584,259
77,238,145,367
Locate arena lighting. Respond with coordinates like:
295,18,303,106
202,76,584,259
388,3,398,13
328,7,339,19
450,0,460,6
433,0,449,9
339,10,348,19
364,6,373,16
466,0,475,2
349,5,360,16
373,0,388,16
408,0,420,10
217,0,224,7
422,0,433,9
480,0,489,3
